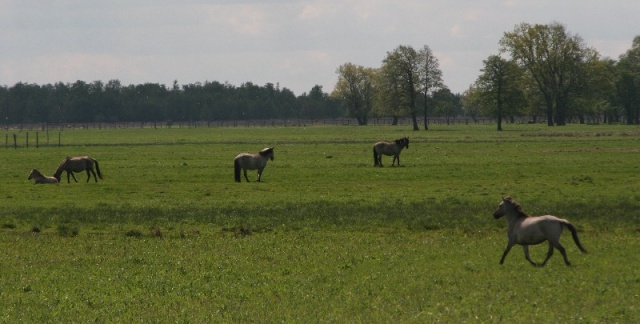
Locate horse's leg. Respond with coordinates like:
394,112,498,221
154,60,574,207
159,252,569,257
256,168,263,182
523,245,539,266
540,242,555,267
243,169,250,182
88,168,98,182
552,242,571,266
66,171,75,183
499,243,514,264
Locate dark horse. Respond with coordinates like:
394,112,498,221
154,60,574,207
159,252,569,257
373,137,409,167
234,147,274,182
53,156,103,183
493,197,587,267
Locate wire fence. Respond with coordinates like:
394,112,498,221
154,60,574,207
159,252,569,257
4,117,504,148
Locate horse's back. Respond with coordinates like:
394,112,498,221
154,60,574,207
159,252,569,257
519,215,566,239
374,141,400,155
235,153,261,169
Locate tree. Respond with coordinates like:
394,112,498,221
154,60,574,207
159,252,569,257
616,35,640,124
332,63,376,125
500,22,594,125
417,45,444,130
382,45,421,130
475,55,525,130
574,58,617,123
377,58,407,124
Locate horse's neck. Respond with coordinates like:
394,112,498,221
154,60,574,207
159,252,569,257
507,211,529,225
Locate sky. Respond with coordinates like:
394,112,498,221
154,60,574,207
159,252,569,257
1,0,638,96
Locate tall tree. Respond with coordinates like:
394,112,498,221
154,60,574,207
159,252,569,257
332,63,376,125
382,45,421,130
500,22,594,126
417,45,444,130
475,55,525,130
616,35,640,124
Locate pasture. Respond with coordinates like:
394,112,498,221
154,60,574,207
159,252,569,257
1,123,639,322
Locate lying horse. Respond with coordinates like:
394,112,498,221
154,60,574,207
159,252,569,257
28,169,59,184
234,147,274,182
373,137,409,167
53,156,103,183
493,197,587,267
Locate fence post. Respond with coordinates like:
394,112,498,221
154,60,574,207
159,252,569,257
26,132,29,148
13,133,17,149
36,132,39,148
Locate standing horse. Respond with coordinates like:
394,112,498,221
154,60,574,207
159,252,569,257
234,147,274,182
28,169,59,184
53,156,103,183
493,197,587,267
373,137,409,167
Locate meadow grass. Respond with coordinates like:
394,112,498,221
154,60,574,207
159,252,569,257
1,123,639,321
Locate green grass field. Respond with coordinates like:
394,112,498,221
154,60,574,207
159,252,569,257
1,123,639,322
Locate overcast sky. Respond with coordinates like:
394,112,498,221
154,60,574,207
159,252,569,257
1,0,638,96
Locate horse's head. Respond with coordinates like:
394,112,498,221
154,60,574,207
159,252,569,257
494,197,526,219
28,169,39,180
396,137,409,149
260,147,274,161
493,198,506,219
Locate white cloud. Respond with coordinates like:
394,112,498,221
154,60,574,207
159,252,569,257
1,0,638,95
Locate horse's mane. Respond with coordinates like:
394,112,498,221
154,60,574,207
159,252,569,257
395,137,408,145
504,196,530,218
259,147,273,156
31,169,43,176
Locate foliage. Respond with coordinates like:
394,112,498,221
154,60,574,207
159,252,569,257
0,80,342,124
331,63,377,125
616,35,640,124
417,45,445,130
500,22,597,126
474,55,526,130
382,45,422,130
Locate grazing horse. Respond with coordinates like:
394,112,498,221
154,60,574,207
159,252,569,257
53,156,103,183
373,137,409,167
28,169,59,184
493,197,587,267
234,147,274,182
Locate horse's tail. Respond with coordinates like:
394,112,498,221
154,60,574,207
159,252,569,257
93,158,103,179
563,221,588,253
373,146,378,166
234,159,241,182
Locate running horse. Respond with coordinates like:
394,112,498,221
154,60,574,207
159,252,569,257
373,137,409,167
28,169,59,184
234,147,274,182
493,197,587,267
53,156,103,183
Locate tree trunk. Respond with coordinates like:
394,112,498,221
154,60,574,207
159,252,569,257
423,95,429,130
411,113,419,130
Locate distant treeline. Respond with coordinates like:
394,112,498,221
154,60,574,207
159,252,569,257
0,80,344,124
